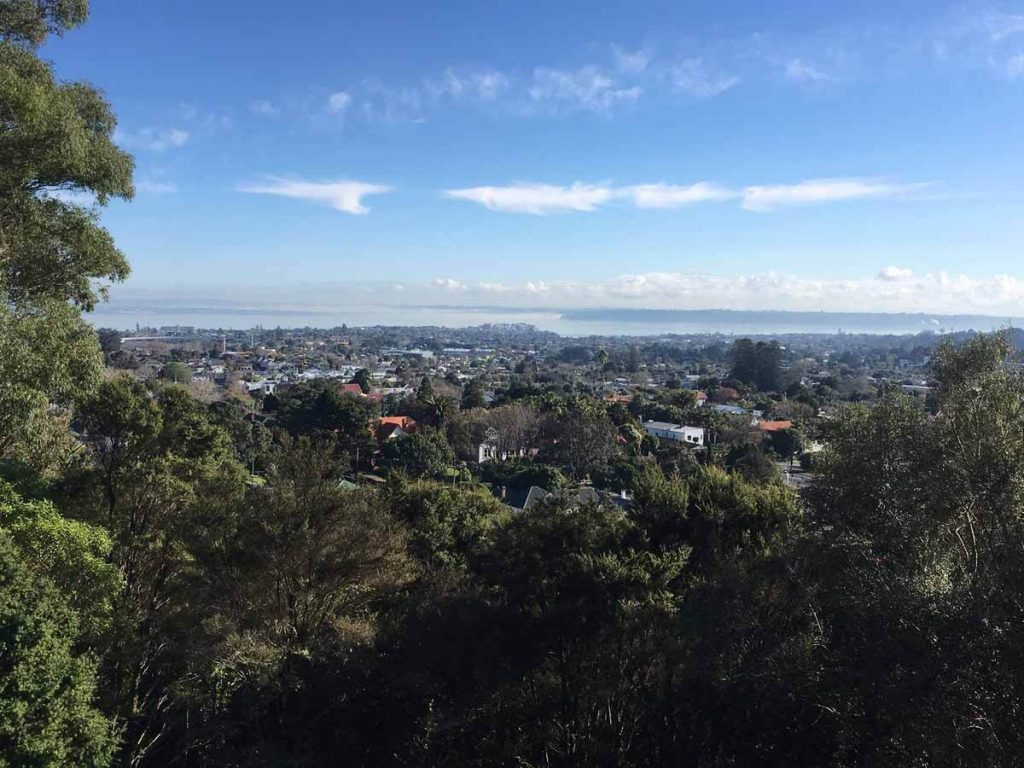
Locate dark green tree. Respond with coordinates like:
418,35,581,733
382,429,455,479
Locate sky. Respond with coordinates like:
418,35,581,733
44,0,1024,317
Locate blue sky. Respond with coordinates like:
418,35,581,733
45,0,1024,314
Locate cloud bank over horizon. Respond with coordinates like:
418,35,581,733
103,266,1024,319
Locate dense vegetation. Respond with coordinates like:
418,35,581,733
6,3,1024,766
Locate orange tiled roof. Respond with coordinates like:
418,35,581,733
757,419,793,432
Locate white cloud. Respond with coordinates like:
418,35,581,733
136,179,178,194
528,66,642,112
980,11,1024,42
444,182,615,214
785,58,832,83
620,182,737,208
1007,53,1024,79
445,177,923,214
613,46,650,74
417,269,1024,315
327,91,351,114
114,127,190,152
671,59,740,98
878,266,914,281
426,68,510,101
251,100,280,117
742,178,923,211
237,177,392,214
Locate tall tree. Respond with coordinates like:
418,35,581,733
0,0,133,463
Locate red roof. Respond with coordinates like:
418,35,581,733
377,416,417,433
757,420,793,432
342,383,364,396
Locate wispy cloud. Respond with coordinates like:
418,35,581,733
327,91,351,114
613,46,651,74
527,66,642,113
250,100,280,117
1007,52,1024,80
741,178,924,212
445,182,615,214
785,58,832,84
671,59,740,98
114,127,190,152
445,177,924,214
621,182,737,208
425,68,510,101
136,179,178,194
237,177,392,214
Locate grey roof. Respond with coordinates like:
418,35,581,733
644,420,681,430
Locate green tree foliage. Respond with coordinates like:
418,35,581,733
460,376,486,409
350,367,371,394
725,441,780,484
385,477,509,570
0,531,116,766
800,332,1024,763
0,482,119,642
542,397,618,480
73,376,247,765
0,0,132,468
159,361,191,384
729,338,784,391
207,399,274,474
153,437,415,765
382,428,455,479
416,375,434,401
275,379,376,458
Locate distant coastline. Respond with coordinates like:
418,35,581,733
87,300,1024,336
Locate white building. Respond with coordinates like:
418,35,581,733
642,421,706,447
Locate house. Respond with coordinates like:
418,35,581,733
375,416,418,441
478,441,527,464
245,379,277,395
341,382,365,396
713,404,747,417
756,419,793,433
501,485,631,513
642,421,706,447
694,390,708,406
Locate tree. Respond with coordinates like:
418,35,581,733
160,361,191,384
96,327,121,355
0,482,120,642
486,401,542,456
164,438,415,765
0,531,117,766
350,368,372,394
276,379,376,456
416,375,434,401
729,339,783,392
382,429,455,479
0,0,132,467
461,377,486,409
543,401,618,480
725,442,778,484
626,345,641,373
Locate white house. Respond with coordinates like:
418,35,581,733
642,421,706,447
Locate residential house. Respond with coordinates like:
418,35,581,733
642,421,706,447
